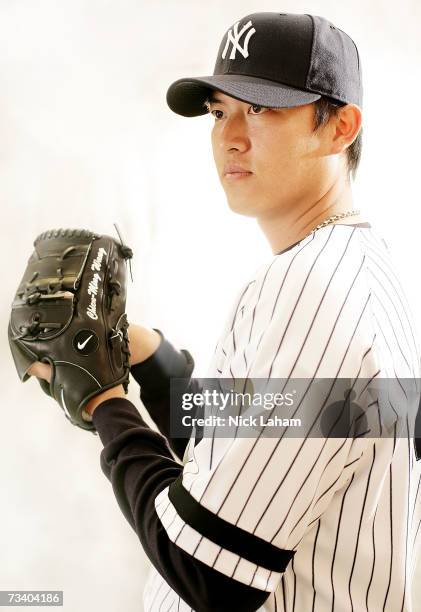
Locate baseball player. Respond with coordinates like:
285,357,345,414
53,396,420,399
21,12,421,612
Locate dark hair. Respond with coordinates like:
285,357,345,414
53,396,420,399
312,96,362,182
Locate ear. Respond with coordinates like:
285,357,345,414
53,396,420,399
331,104,362,154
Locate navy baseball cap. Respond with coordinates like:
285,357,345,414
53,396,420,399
166,12,363,117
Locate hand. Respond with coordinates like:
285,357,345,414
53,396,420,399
26,321,160,418
27,323,161,377
27,361,125,417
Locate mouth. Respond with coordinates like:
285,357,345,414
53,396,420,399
224,171,253,180
223,164,253,180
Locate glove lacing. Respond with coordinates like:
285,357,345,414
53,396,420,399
121,316,131,393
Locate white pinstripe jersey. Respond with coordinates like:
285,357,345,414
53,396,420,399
143,223,421,612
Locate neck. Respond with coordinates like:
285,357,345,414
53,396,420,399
257,177,363,255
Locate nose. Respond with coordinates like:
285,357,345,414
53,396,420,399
217,111,251,153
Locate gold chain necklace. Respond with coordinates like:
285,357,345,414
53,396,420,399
300,209,361,242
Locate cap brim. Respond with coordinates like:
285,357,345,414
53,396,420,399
166,74,322,117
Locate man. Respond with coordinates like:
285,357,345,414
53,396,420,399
29,12,421,612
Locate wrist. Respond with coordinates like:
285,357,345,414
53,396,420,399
84,384,126,417
128,324,162,366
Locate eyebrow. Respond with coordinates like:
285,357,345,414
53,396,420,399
205,93,225,105
204,94,271,109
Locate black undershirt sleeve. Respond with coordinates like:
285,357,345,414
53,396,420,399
129,328,200,462
92,397,271,612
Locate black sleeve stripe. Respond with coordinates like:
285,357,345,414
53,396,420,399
168,474,295,573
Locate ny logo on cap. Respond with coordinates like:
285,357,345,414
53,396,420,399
222,19,256,60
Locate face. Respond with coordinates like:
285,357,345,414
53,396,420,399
207,91,339,219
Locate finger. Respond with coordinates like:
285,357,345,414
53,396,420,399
27,361,52,383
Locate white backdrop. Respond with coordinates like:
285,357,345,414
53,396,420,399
1,1,420,611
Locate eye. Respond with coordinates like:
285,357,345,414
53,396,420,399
208,104,271,121
210,109,224,120
248,104,270,115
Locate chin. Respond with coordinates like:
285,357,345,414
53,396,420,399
225,196,258,218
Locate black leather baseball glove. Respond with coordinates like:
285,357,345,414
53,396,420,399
8,228,133,433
